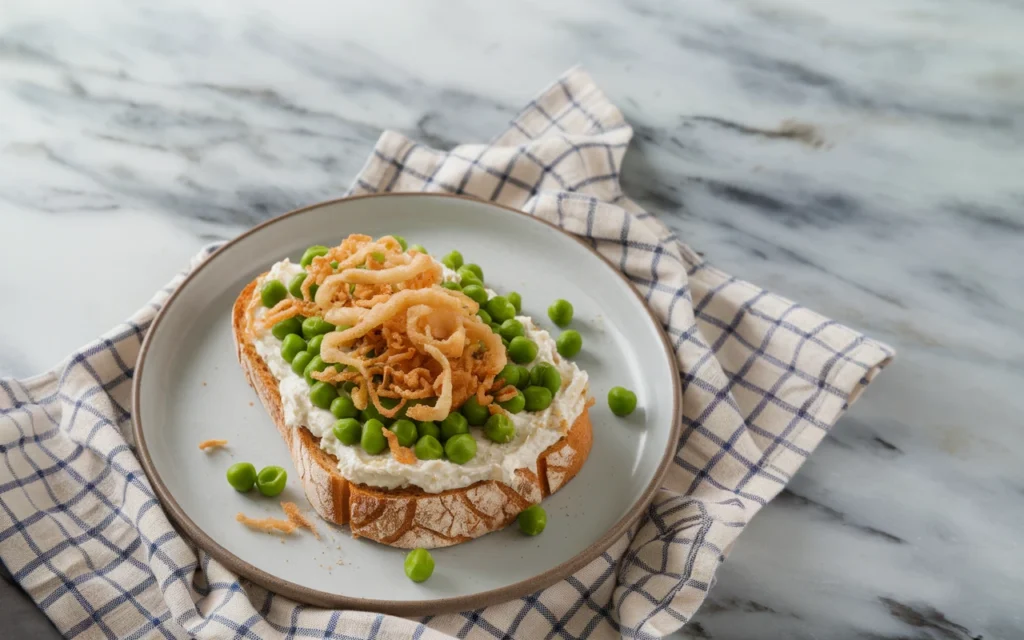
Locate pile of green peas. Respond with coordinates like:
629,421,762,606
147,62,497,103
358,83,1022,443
447,261,590,396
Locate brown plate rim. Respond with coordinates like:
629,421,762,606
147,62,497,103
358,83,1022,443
132,192,683,615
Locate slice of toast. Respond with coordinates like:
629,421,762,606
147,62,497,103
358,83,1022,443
232,278,593,548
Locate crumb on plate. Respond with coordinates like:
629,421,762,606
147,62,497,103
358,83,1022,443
281,502,320,539
198,439,228,451
236,512,296,535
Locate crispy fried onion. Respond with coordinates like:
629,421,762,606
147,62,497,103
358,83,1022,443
254,234,508,450
382,429,417,465
339,253,439,285
411,344,453,421
322,305,366,327
406,305,466,357
307,239,441,311
495,385,520,403
259,297,319,329
319,286,505,422
328,289,478,345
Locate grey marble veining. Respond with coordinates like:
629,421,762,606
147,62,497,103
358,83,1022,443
2,1,1022,638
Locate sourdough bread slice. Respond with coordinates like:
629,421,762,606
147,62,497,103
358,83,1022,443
232,278,593,548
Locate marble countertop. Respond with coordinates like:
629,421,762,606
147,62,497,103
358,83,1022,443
2,1,1022,638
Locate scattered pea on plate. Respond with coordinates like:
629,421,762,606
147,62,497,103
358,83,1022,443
547,299,573,327
608,386,637,417
518,505,547,536
226,462,257,492
404,548,435,583
256,465,288,497
556,330,582,358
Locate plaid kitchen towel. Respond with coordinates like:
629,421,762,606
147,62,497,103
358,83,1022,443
0,67,892,639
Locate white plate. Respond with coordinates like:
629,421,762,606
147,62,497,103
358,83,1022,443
133,194,681,614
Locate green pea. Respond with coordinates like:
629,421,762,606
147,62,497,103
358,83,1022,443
442,250,464,270
441,281,462,292
462,284,488,305
524,386,553,412
303,355,329,385
287,272,308,299
417,421,441,441
444,433,477,464
280,333,307,363
290,351,314,376
530,363,562,395
499,390,526,414
392,235,408,251
302,316,335,340
508,291,522,313
556,330,582,358
370,251,386,264
518,504,547,536
333,418,362,445
330,260,339,269
461,395,490,426
404,548,435,583
484,414,516,444
477,308,493,324
341,380,357,394
508,336,538,364
361,419,388,454
260,280,287,308
300,245,330,268
456,266,482,288
440,412,469,441
226,462,257,492
486,296,516,323
548,299,574,327
499,318,524,341
271,316,303,340
502,337,510,349
414,435,444,461
390,419,418,447
489,322,502,334
360,403,393,428
410,243,427,254
256,465,288,497
514,365,531,390
608,386,638,417
330,395,358,419
464,263,483,280
309,381,338,410
306,334,324,356
496,364,520,387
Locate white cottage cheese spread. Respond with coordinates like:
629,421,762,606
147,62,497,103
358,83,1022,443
252,258,589,494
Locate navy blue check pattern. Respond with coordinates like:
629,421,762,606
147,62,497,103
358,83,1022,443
0,67,892,639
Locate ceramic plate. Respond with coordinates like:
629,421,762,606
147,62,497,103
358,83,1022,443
133,194,681,614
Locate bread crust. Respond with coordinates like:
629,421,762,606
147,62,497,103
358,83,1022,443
232,278,592,548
